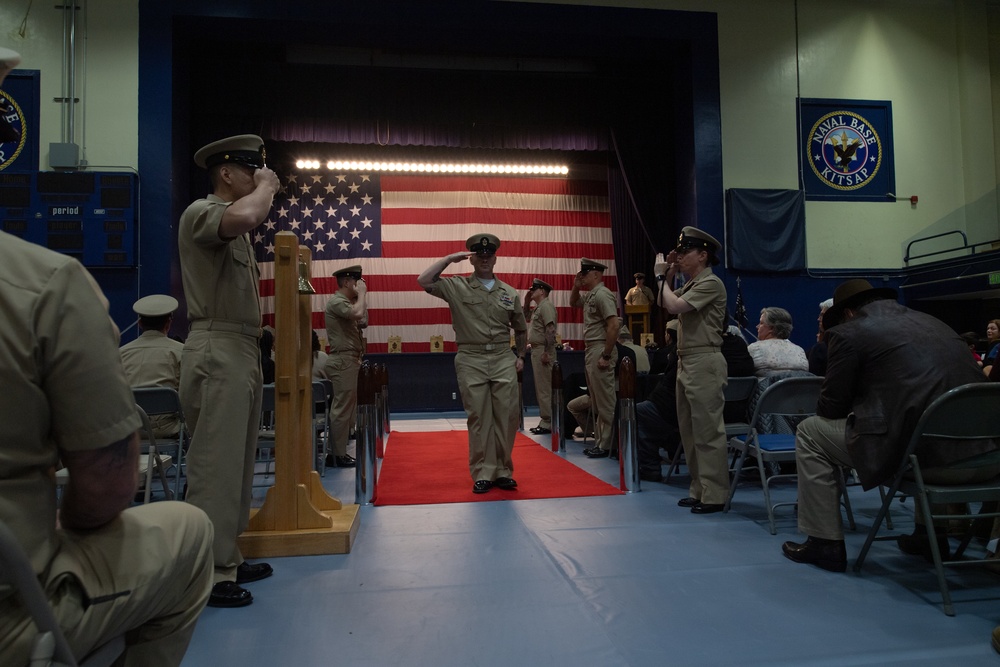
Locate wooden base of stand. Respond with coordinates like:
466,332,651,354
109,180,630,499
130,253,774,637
238,503,360,557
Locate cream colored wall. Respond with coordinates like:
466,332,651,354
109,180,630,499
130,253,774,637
1,0,139,169
4,0,997,269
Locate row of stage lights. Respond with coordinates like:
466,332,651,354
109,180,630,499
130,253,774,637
293,159,569,176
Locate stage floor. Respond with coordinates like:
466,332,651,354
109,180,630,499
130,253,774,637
180,411,1000,666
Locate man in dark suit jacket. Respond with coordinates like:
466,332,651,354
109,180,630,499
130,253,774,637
782,280,999,573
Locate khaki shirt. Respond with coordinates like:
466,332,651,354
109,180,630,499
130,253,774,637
178,195,262,327
527,297,557,348
0,231,140,586
324,292,364,357
428,274,527,345
675,267,727,354
120,330,184,435
625,285,655,306
582,282,618,343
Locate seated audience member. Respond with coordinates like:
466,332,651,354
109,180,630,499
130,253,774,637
748,307,808,376
119,294,184,437
312,330,330,380
618,321,650,373
0,150,213,666
984,319,1000,375
637,323,754,482
259,328,275,384
807,298,833,376
961,331,983,367
648,319,678,374
782,280,1000,573
566,341,637,442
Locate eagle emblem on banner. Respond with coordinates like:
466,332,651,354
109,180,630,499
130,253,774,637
808,111,883,191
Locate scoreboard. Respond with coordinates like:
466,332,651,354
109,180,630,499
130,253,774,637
0,170,137,267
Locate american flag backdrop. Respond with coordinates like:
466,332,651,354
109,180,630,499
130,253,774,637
254,171,618,353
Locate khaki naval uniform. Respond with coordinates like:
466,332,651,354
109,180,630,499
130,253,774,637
120,330,184,437
324,292,365,458
178,195,264,585
528,297,558,430
625,284,655,306
582,282,619,452
0,232,213,667
674,267,729,504
429,275,527,482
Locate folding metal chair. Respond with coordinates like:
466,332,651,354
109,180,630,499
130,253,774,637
0,520,125,667
255,383,277,485
853,382,1000,616
131,386,186,497
724,376,823,534
312,380,331,476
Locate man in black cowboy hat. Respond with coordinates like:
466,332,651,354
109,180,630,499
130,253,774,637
782,279,999,572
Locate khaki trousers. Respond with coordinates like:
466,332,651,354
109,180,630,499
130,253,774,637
530,347,555,429
584,343,616,452
181,330,263,583
676,352,728,504
0,503,213,667
455,348,519,482
326,353,361,457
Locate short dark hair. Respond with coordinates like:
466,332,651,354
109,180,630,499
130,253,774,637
139,314,171,331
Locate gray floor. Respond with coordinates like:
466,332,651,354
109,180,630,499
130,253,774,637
180,412,1000,666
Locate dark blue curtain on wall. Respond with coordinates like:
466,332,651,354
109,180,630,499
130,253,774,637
726,188,806,272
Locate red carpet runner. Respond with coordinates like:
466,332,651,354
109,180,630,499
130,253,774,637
373,430,624,506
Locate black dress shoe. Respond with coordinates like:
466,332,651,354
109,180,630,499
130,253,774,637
584,447,609,458
691,502,725,514
530,427,552,435
236,561,273,584
897,529,950,563
334,454,356,468
677,497,700,507
782,537,847,573
207,581,253,608
473,480,493,494
639,469,664,483
494,477,517,490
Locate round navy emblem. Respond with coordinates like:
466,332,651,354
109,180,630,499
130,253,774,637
808,111,882,191
0,88,27,172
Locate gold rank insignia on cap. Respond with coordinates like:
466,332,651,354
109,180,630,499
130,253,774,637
465,233,500,255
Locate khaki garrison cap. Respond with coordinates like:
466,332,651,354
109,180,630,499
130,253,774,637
194,134,266,170
133,294,179,318
466,233,500,256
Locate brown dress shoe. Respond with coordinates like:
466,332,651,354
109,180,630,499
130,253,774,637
782,537,847,573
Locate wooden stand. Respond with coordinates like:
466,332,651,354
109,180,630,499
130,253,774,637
624,304,651,338
238,233,360,557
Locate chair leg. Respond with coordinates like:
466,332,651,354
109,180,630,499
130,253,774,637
837,468,856,532
758,455,777,535
664,444,684,482
878,484,894,531
854,476,905,573
724,442,749,512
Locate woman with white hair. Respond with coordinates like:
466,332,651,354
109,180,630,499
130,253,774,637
748,307,808,376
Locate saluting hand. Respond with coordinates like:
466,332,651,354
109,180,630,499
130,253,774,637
254,167,281,197
355,278,367,296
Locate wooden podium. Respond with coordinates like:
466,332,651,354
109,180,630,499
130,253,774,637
238,233,360,557
624,304,651,338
